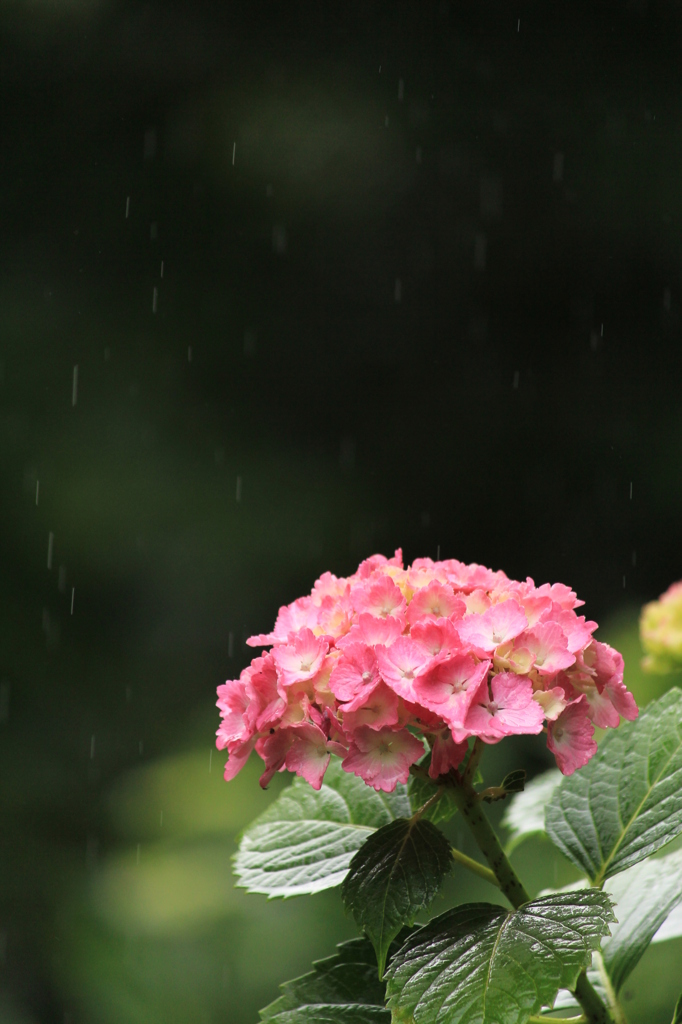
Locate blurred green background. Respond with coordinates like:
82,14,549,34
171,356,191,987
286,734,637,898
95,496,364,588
2,0,682,1020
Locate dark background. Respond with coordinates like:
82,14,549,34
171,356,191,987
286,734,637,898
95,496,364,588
1,1,682,1021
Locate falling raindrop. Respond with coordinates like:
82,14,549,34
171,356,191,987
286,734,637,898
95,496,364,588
47,532,54,570
35,480,39,505
90,735,95,759
394,279,402,303
125,196,130,218
70,587,75,615
152,287,158,314
629,481,633,500
188,346,193,362
160,261,164,278
232,142,236,166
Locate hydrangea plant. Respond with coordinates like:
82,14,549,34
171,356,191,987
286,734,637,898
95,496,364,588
218,554,682,1024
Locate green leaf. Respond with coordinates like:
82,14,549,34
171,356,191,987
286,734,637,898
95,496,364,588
260,935,392,1024
408,755,458,826
385,890,615,1024
600,847,682,991
672,991,682,1024
234,758,410,897
341,818,452,976
546,688,682,883
501,769,562,851
263,1010,389,1024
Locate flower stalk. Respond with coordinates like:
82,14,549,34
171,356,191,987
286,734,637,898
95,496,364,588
449,769,615,1024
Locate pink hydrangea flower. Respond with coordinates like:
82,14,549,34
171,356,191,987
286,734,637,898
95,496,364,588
459,672,545,743
342,726,425,792
218,553,637,790
547,697,597,775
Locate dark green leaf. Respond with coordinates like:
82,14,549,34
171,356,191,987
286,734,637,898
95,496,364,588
385,890,615,1024
264,1009,389,1024
234,757,410,897
342,818,452,977
501,769,562,852
601,847,682,991
259,935,392,1024
546,688,682,883
260,937,384,1017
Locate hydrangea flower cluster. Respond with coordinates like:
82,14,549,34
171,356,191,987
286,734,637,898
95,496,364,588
217,552,638,792
640,581,682,675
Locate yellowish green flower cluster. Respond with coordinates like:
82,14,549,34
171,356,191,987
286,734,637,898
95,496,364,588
640,581,682,673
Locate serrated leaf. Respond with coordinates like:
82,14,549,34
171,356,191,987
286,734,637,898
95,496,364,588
546,688,682,883
600,847,682,990
501,769,562,851
260,935,392,1024
385,890,615,1024
342,818,452,976
264,1009,389,1024
234,757,410,897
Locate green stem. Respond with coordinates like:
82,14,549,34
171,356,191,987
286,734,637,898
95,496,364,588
450,846,501,888
573,973,616,1024
450,771,531,907
450,770,614,1024
527,1017,586,1024
593,952,628,1024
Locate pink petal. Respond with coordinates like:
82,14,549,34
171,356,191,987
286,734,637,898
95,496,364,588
410,618,462,656
340,680,400,731
407,581,465,626
335,612,404,650
516,622,575,675
342,726,424,792
375,637,433,699
412,654,490,729
548,697,597,775
284,723,332,790
272,628,329,686
429,731,469,778
352,574,407,621
456,600,528,653
328,643,379,702
222,737,256,781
